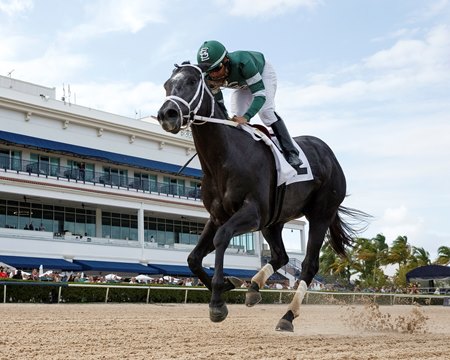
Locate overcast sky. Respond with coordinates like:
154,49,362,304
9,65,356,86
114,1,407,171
1,0,449,258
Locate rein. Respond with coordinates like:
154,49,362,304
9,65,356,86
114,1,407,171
163,64,238,129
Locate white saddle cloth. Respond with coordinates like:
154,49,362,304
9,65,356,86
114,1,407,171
239,124,314,186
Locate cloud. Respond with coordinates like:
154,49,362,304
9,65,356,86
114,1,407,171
1,47,89,85
60,0,166,42
0,0,32,17
219,0,322,18
64,81,165,119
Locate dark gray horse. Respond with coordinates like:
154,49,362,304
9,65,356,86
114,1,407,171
157,63,367,332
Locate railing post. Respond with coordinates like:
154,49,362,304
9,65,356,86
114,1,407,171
105,287,110,303
146,287,150,304
58,286,62,304
3,285,6,303
184,289,188,304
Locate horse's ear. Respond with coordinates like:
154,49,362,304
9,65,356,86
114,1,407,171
181,60,191,65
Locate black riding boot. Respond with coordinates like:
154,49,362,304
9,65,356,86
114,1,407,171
271,116,303,174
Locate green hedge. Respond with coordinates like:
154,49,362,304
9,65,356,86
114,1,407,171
0,281,286,304
0,281,447,305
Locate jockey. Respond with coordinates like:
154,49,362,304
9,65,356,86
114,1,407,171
197,40,303,173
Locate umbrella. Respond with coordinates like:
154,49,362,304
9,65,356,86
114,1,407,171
0,261,16,272
39,264,44,277
105,274,122,281
135,274,154,283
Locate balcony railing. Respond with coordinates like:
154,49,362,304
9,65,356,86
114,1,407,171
0,155,202,200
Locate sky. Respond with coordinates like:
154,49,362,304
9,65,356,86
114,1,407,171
1,0,449,259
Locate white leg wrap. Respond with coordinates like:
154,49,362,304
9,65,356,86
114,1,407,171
287,280,308,318
251,264,274,289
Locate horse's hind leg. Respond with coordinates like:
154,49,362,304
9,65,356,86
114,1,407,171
246,223,289,306
275,219,329,332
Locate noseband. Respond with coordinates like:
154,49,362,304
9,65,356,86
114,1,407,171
163,64,238,129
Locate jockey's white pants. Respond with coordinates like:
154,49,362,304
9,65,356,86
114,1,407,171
230,61,278,126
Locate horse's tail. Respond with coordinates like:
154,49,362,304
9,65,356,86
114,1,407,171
328,205,372,257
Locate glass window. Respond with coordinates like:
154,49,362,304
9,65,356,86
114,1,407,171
0,149,9,169
7,205,18,229
54,211,64,233
64,212,75,233
0,202,6,228
111,216,121,239
86,214,95,237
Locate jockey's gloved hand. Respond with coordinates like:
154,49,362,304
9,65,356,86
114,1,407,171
232,116,248,124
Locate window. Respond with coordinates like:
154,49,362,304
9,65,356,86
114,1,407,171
29,153,60,176
66,160,94,181
162,176,185,196
132,172,157,191
101,167,128,187
0,149,22,171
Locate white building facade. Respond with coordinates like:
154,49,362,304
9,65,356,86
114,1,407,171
0,75,305,278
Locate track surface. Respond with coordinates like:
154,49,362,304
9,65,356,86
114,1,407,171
0,303,448,359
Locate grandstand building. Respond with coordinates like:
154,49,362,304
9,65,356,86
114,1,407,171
0,74,305,280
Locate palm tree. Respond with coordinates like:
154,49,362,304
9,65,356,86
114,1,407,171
319,240,355,285
386,235,411,266
353,235,389,287
411,246,431,267
436,246,450,265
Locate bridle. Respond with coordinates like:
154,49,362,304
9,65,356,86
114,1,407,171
163,64,238,129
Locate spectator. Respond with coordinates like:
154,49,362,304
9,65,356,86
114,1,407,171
39,223,46,231
30,268,39,280
0,267,8,278
12,270,23,280
79,162,86,181
28,222,34,230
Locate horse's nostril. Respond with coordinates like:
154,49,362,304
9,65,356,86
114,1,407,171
166,109,178,120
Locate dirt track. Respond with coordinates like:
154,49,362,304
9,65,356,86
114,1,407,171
0,303,448,359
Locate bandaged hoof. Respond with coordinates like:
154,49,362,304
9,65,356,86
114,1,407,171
209,303,228,323
275,318,294,332
245,287,262,307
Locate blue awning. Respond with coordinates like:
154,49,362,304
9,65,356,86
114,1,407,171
150,264,194,276
0,130,202,178
0,255,82,271
223,268,258,279
73,259,159,274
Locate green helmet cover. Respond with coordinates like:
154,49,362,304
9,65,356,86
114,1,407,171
197,40,227,72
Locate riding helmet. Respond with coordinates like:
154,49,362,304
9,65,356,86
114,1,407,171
197,40,227,72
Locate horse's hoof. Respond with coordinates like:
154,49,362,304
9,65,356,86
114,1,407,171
209,303,228,323
245,288,262,307
226,276,244,289
275,318,294,332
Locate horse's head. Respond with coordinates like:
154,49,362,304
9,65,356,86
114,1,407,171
157,63,210,134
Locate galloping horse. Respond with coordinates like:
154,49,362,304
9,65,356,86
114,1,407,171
157,63,366,332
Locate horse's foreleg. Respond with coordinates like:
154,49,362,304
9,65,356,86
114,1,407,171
209,202,260,323
188,220,246,294
187,220,217,291
275,220,328,332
